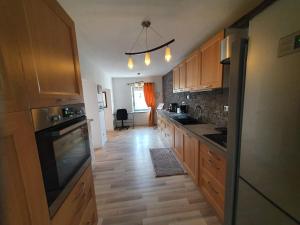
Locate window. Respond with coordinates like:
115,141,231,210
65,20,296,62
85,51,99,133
131,86,149,112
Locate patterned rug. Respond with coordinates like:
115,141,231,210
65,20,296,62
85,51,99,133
149,148,186,177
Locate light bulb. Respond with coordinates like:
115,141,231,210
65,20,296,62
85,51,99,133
128,56,134,69
144,52,151,66
165,46,172,62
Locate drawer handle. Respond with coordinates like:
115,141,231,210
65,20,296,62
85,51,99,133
208,181,219,195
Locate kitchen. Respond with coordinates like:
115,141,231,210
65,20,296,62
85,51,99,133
0,0,299,225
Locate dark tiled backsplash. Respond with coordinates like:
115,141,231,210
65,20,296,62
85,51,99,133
162,71,229,127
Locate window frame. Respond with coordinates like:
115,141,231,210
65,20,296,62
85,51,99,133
131,86,149,112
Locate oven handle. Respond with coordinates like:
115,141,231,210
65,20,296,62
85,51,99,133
51,120,87,137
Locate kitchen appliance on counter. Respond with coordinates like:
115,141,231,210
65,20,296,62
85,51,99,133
225,1,300,224
180,102,188,113
32,103,91,217
168,103,178,112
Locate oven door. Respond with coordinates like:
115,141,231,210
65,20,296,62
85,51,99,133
35,116,90,206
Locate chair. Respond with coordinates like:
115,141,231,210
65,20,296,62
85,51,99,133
116,109,129,130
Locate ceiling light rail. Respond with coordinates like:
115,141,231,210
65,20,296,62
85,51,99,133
125,20,175,69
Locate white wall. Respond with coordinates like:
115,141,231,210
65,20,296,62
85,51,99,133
82,79,104,149
112,76,163,126
75,29,115,133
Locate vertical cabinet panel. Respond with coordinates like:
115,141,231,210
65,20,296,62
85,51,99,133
23,0,83,107
0,112,50,225
183,133,199,184
174,126,184,161
186,51,200,89
173,67,180,92
200,31,224,89
0,0,31,113
179,62,187,90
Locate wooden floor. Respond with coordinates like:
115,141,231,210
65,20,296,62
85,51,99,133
94,127,221,225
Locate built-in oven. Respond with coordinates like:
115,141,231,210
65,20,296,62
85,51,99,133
32,103,91,217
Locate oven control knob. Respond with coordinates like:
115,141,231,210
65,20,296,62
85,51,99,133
51,115,61,122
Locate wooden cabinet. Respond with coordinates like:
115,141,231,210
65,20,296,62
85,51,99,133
51,166,97,225
183,133,199,184
174,126,184,161
200,31,224,89
0,0,32,113
0,112,50,225
165,121,174,149
179,62,187,90
173,62,187,93
199,142,226,221
79,198,98,225
23,0,83,108
186,50,201,90
172,30,224,93
173,67,180,92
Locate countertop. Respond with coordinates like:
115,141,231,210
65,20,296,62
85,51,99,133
157,110,227,157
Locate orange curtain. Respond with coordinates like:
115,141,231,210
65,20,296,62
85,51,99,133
143,82,156,126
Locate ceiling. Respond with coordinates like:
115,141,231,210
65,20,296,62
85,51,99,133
58,0,262,77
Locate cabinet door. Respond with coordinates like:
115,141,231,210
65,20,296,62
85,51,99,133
0,112,49,225
200,31,224,89
173,67,180,92
179,62,186,90
23,0,83,108
174,127,184,161
183,133,199,183
186,51,200,89
0,0,31,113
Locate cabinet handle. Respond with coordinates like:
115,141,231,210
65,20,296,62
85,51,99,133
56,98,63,102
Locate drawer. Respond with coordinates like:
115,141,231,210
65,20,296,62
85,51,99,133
200,144,226,185
51,166,95,225
200,171,224,220
79,198,98,225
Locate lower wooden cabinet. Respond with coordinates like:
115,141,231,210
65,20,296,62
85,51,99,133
51,166,97,225
157,114,227,222
174,126,184,161
0,112,50,225
183,133,199,184
199,143,226,221
79,197,98,225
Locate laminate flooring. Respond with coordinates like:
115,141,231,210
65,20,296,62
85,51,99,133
94,127,221,225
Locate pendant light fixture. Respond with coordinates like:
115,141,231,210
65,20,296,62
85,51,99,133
144,52,151,66
125,20,175,69
165,46,172,62
128,56,134,69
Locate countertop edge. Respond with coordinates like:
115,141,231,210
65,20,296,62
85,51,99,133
157,110,227,158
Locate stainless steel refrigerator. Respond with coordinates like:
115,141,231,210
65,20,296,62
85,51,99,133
226,0,300,224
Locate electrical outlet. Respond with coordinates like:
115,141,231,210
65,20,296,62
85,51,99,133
186,94,190,100
224,105,229,112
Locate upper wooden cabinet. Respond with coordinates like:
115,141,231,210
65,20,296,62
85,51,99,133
179,62,187,90
0,112,50,225
173,62,187,93
23,0,83,108
173,66,180,91
172,30,224,92
200,31,224,89
0,0,32,113
186,50,201,90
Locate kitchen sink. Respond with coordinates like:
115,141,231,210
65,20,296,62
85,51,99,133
203,133,227,148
